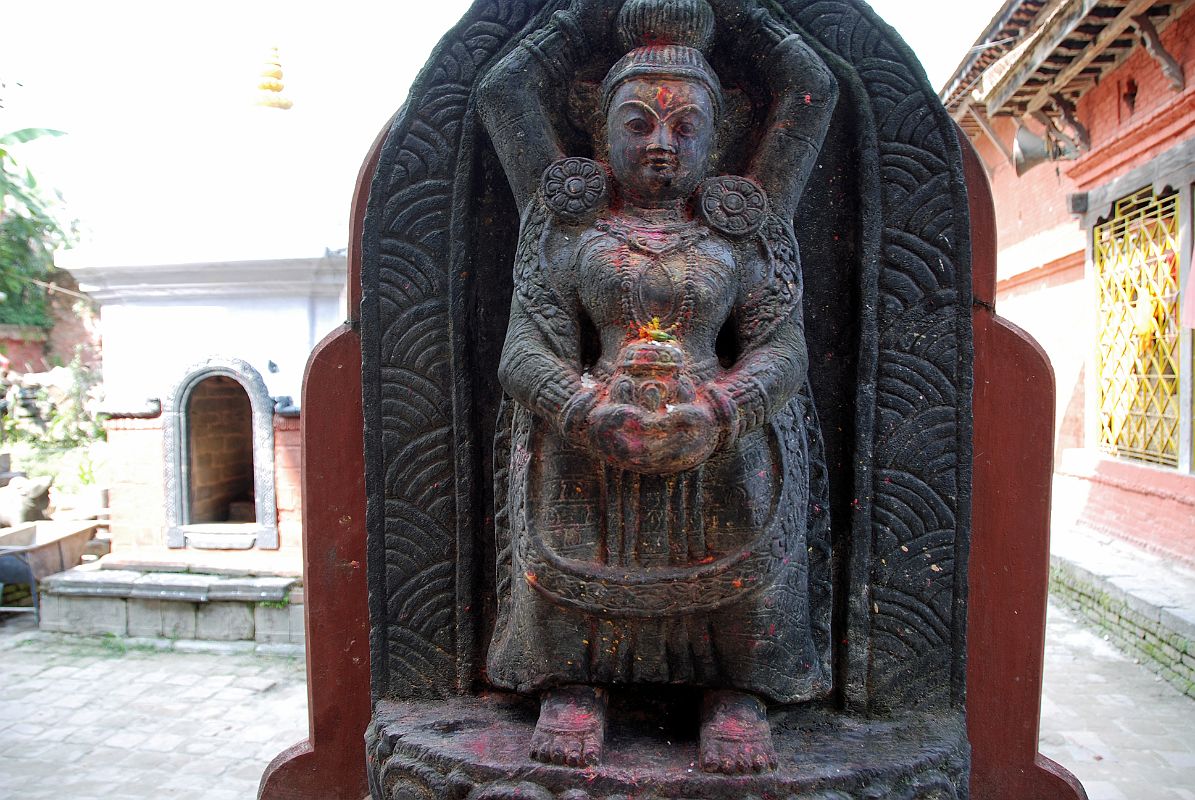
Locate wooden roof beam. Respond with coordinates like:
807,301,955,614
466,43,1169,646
1018,0,1161,115
982,0,1103,116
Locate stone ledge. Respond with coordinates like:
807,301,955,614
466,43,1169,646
129,572,217,602
98,547,303,578
208,576,294,602
38,571,305,647
42,569,143,597
1051,557,1194,699
41,566,297,603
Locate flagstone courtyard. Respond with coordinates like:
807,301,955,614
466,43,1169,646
0,615,306,799
0,602,1193,799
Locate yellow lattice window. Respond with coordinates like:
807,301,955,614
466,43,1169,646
1094,186,1182,467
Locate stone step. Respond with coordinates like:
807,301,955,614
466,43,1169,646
1049,523,1195,700
37,564,304,647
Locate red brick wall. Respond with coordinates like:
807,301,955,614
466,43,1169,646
46,271,101,371
0,334,48,373
274,414,302,551
104,416,166,550
186,376,255,524
1056,450,1195,567
0,273,100,374
1067,11,1195,192
972,118,1081,260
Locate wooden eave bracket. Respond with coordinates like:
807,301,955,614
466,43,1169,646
1133,13,1186,92
964,104,1013,171
1049,92,1090,152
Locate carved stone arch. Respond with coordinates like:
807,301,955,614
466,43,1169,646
163,356,279,550
362,0,972,717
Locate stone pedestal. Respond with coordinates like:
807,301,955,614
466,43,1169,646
368,696,968,800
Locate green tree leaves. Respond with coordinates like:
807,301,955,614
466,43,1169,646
0,127,72,327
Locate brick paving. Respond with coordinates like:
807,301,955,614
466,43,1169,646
0,615,307,799
0,600,1192,798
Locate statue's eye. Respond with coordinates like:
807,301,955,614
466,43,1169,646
625,118,651,135
675,121,696,138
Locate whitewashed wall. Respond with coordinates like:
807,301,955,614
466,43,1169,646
68,256,346,410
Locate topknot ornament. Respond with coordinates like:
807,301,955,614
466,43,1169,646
616,0,716,53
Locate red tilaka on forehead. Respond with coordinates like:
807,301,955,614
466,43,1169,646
654,84,681,114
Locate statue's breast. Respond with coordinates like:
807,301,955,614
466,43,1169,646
575,223,737,342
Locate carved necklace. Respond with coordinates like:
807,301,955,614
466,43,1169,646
598,216,705,342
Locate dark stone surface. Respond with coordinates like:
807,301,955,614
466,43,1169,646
477,7,839,767
361,0,973,793
367,694,969,799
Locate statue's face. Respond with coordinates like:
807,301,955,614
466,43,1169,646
607,77,715,204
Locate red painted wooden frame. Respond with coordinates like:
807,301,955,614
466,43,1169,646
963,129,1087,800
257,123,1088,800
256,120,387,800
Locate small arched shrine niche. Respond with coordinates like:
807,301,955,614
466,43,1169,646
185,375,256,525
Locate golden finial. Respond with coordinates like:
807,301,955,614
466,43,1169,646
255,46,293,110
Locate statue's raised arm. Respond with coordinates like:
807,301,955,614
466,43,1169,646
477,1,616,214
716,0,838,221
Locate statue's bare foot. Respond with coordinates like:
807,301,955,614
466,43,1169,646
699,689,778,774
529,685,607,768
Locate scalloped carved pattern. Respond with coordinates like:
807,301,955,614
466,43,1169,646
786,0,970,711
367,0,545,698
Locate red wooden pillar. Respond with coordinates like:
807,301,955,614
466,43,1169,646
962,129,1087,800
255,122,388,800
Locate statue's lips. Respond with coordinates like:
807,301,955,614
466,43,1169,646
646,156,678,173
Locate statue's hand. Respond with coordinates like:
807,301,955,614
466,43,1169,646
589,399,719,475
567,0,618,44
706,0,792,53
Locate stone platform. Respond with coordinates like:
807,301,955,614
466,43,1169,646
37,557,304,650
1048,518,1195,699
367,694,969,800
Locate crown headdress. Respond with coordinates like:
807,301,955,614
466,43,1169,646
601,0,723,117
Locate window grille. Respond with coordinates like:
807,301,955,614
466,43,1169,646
1094,186,1182,467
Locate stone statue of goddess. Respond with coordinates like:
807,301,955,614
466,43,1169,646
478,0,838,774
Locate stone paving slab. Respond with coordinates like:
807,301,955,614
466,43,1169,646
1039,602,1195,800
0,615,308,799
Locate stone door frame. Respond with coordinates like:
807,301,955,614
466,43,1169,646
163,356,279,549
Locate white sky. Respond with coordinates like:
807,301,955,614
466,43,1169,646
0,0,1001,267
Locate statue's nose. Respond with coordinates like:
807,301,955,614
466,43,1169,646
647,135,677,154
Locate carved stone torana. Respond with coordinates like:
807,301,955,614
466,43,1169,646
361,0,973,796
